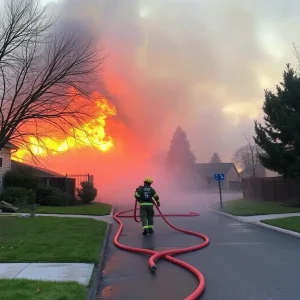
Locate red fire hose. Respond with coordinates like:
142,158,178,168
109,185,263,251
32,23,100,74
113,201,210,300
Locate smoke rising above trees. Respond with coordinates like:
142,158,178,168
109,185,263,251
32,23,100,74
42,0,300,161
0,0,106,156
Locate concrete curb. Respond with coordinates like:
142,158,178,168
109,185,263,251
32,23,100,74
208,207,300,239
109,205,115,217
87,222,111,300
253,221,300,238
207,206,245,222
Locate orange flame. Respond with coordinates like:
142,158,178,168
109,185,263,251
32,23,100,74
14,92,116,161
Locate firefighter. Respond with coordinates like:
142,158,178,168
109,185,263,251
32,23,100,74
135,177,160,235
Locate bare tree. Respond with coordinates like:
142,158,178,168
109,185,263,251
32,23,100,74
232,133,260,200
244,132,260,200
0,0,106,157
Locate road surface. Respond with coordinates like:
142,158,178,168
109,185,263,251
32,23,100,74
97,192,300,300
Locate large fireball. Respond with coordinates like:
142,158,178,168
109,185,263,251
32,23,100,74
14,90,117,161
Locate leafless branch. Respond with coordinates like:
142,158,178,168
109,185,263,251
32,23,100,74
232,129,260,200
293,43,300,73
0,0,108,159
243,132,259,173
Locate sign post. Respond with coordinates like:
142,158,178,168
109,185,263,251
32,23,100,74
214,173,225,209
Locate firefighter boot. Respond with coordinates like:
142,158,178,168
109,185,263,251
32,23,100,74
148,228,154,234
143,229,148,235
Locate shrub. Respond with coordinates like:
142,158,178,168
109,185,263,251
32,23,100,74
3,166,39,190
77,181,97,204
1,187,36,206
36,184,71,206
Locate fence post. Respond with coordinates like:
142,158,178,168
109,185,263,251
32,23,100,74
288,178,291,203
262,178,265,201
64,177,67,193
273,178,276,202
259,178,263,201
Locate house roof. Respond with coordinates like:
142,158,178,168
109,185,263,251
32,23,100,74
196,162,240,178
240,161,266,178
11,160,64,178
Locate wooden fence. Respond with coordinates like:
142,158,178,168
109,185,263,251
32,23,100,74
40,174,94,202
40,177,76,202
242,176,300,205
66,174,94,190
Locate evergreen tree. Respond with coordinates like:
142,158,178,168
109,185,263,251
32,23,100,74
166,127,197,187
166,126,196,169
254,64,300,178
210,152,222,163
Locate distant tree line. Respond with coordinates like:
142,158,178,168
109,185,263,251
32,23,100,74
165,52,300,190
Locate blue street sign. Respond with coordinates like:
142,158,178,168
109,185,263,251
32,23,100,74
214,173,225,181
214,173,224,209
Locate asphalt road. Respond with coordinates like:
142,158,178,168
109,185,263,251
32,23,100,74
97,193,300,300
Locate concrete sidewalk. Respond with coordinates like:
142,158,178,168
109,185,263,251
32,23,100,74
210,208,300,238
238,212,300,222
0,211,114,285
0,263,94,285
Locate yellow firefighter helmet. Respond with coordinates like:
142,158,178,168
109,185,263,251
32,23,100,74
144,177,153,184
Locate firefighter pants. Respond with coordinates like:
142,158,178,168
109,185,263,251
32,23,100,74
140,205,154,231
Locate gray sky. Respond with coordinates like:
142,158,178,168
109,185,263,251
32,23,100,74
35,0,300,161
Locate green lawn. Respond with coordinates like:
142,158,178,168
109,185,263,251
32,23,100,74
262,216,300,233
0,279,86,300
19,202,112,216
222,199,300,216
0,216,107,263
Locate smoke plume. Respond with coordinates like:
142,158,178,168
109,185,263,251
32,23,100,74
20,0,300,202
45,0,300,159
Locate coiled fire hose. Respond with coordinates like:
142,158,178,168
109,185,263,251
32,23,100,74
113,200,210,300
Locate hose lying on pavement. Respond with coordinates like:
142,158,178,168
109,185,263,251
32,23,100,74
113,200,210,300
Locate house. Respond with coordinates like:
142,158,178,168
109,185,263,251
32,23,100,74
264,169,279,177
0,142,79,202
196,162,241,190
0,141,65,191
239,162,281,178
239,161,266,178
0,142,19,190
